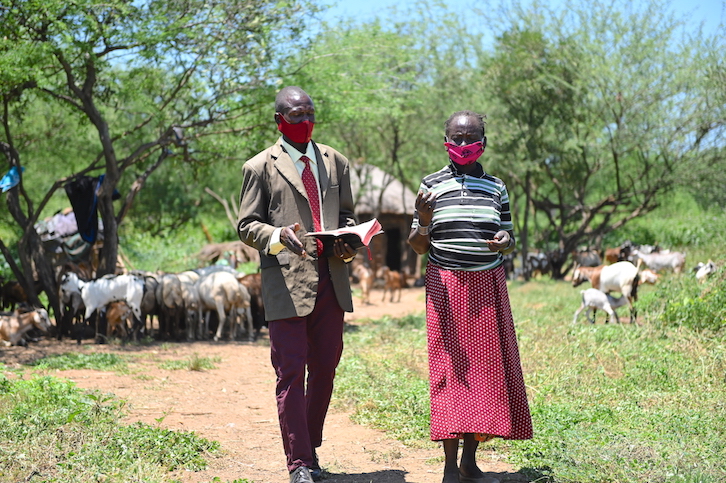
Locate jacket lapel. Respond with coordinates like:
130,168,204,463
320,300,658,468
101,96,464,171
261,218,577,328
313,142,331,202
272,139,308,202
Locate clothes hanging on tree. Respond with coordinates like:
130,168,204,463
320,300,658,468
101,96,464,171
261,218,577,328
64,174,120,244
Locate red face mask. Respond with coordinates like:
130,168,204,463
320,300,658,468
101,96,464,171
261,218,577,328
444,140,485,166
277,115,314,144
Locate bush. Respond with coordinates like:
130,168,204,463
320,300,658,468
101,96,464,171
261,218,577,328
640,261,726,333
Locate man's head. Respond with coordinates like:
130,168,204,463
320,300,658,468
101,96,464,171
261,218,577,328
275,86,315,125
275,86,315,145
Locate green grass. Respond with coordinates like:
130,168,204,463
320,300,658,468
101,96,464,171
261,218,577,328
333,274,726,483
159,354,220,371
31,352,128,371
0,375,218,482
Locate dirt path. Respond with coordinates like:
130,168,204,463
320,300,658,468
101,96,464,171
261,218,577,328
1,286,528,483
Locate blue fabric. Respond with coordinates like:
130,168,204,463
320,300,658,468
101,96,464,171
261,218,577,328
0,166,24,193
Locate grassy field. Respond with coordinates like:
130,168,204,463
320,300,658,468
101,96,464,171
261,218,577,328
334,266,726,483
1,199,724,482
1,267,724,482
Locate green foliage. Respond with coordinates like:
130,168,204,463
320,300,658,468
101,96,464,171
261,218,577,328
478,0,725,263
121,221,212,273
640,263,726,333
0,375,217,481
32,352,128,371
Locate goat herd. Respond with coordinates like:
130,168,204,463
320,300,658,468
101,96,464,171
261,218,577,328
0,240,719,347
567,242,717,325
0,265,265,347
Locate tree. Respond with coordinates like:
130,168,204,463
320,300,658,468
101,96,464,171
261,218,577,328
285,2,477,196
481,0,725,278
0,0,315,330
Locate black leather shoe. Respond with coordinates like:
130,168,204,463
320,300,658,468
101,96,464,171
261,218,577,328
290,466,314,483
311,449,322,481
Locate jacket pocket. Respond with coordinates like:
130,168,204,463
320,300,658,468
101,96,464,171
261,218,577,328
260,250,290,269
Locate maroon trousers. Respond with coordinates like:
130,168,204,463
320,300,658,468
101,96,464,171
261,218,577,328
268,257,344,473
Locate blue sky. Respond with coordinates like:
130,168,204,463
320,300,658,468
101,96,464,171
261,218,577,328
320,0,725,39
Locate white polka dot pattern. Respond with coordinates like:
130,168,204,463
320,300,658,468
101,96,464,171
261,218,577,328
425,263,533,441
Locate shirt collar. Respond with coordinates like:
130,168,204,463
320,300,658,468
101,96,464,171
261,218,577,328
281,138,317,167
448,161,485,178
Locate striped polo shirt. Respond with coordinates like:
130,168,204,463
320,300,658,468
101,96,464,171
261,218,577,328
412,163,513,271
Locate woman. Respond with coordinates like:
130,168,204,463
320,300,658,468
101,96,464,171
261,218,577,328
408,110,532,483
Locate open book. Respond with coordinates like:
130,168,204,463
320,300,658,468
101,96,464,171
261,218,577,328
306,218,383,255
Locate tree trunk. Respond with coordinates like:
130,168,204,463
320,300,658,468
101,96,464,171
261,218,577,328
521,170,531,281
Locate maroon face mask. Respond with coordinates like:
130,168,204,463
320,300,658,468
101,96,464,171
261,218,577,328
444,140,485,166
277,115,314,144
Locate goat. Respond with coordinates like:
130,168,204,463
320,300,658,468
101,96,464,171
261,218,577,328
573,288,629,324
604,247,622,264
103,301,132,342
695,260,717,282
238,272,265,341
60,272,144,343
196,271,253,341
378,266,405,303
633,249,686,274
571,261,640,323
353,264,374,305
525,251,551,278
0,307,52,346
571,249,602,268
155,273,184,341
638,269,660,285
1,280,28,311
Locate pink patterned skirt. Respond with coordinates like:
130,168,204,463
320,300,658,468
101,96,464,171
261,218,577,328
425,263,533,441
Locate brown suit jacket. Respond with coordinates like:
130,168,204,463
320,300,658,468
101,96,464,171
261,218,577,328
237,138,357,321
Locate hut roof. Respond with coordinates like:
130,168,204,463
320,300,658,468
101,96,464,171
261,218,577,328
350,164,417,216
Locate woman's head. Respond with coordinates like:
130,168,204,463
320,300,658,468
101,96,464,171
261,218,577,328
444,110,486,146
444,111,487,167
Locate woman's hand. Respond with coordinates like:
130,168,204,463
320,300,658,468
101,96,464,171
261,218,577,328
414,190,436,227
485,230,513,253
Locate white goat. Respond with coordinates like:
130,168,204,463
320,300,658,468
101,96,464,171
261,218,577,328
353,264,374,305
638,269,660,285
60,272,144,322
572,288,629,324
571,261,640,323
633,249,686,273
196,271,253,341
0,307,52,346
695,260,717,282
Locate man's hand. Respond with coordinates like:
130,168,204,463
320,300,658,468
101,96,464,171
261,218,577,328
280,223,307,257
333,238,356,260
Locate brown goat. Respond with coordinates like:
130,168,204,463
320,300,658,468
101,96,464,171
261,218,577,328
0,307,52,346
104,301,132,341
378,266,406,303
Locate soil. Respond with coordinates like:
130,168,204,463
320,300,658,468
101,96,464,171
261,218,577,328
1,286,530,483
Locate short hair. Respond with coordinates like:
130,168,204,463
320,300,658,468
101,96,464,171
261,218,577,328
444,110,487,135
275,86,310,113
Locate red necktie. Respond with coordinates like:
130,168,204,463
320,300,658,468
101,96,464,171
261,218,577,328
300,155,324,256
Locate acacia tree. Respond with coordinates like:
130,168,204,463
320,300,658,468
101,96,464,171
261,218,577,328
0,0,314,325
287,3,477,197
481,0,725,278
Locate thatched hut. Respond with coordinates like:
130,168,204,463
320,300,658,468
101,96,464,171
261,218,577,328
350,164,418,276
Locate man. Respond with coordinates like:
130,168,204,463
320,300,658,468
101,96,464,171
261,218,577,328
237,86,357,483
